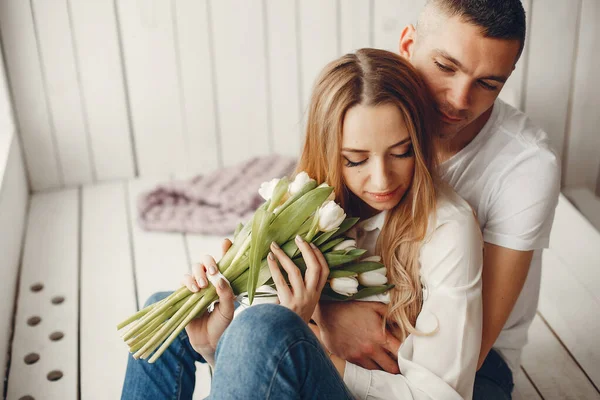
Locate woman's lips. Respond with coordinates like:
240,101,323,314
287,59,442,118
366,187,399,202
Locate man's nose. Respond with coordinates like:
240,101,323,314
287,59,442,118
447,80,471,111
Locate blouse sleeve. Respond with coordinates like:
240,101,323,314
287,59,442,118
343,206,484,400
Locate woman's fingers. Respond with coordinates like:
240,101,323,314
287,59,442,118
211,270,235,324
221,238,233,257
270,241,304,292
267,249,292,302
311,243,330,291
192,263,208,289
201,254,219,277
181,273,200,292
295,236,322,292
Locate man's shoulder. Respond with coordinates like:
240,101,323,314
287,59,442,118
433,184,479,228
490,99,557,158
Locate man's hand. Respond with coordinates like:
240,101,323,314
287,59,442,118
314,301,401,374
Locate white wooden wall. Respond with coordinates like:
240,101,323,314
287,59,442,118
0,50,28,397
0,0,598,195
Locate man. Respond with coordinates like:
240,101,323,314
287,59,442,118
313,1,561,398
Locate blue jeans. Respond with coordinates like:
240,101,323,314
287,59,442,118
473,348,514,399
121,292,353,399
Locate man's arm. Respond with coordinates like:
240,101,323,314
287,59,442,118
478,243,534,369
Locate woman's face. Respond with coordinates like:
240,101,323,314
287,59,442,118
341,103,415,215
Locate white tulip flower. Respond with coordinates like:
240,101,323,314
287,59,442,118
358,268,388,286
289,172,315,196
332,239,357,251
330,277,359,296
317,201,346,232
318,182,336,201
258,178,281,201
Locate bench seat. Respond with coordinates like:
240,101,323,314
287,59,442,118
4,177,600,400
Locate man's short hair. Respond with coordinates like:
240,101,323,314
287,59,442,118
428,0,526,61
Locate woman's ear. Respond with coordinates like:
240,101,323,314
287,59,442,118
399,24,416,59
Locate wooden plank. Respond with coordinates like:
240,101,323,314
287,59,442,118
6,189,79,400
265,0,302,158
564,187,600,233
68,0,135,181
116,0,188,177
513,368,542,400
31,0,94,185
185,233,224,400
549,194,600,304
0,39,15,137
298,0,339,115
192,362,212,400
538,249,600,389
127,177,189,306
174,0,220,173
523,0,579,162
340,0,372,54
80,182,137,400
372,0,426,53
210,0,270,167
564,0,600,190
521,315,600,400
0,132,29,397
498,0,531,110
0,0,61,190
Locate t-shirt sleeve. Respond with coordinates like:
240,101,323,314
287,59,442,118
483,148,560,251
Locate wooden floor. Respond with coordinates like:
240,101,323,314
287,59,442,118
5,178,600,400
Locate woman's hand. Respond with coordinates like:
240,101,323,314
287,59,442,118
267,235,330,323
181,239,235,366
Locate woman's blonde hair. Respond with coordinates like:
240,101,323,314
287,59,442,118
295,48,438,341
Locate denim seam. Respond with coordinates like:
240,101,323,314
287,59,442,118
173,337,187,400
265,337,349,400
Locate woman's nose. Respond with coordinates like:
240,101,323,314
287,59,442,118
370,159,392,191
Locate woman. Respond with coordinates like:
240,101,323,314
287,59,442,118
121,48,483,400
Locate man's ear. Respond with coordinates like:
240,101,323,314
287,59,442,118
399,24,416,59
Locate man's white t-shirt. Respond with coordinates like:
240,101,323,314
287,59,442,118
439,98,561,374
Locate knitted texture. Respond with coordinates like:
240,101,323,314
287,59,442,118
137,155,297,235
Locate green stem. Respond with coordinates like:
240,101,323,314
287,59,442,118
117,286,187,330
123,288,194,341
138,310,189,359
129,322,164,353
133,291,204,358
148,291,216,363
126,296,188,347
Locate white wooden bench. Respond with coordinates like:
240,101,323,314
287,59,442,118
2,131,600,399
1,1,599,399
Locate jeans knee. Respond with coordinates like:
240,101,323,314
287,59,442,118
143,291,172,308
225,304,306,344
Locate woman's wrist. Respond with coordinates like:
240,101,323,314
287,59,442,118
195,346,216,367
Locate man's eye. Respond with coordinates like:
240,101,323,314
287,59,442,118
479,81,498,91
344,157,366,167
434,61,453,72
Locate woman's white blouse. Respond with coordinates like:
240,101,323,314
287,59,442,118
343,186,484,400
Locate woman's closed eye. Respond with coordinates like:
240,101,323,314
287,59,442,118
343,146,414,168
344,157,366,168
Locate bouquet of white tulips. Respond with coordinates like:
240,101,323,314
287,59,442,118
117,172,393,363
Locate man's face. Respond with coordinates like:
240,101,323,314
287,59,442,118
401,15,521,140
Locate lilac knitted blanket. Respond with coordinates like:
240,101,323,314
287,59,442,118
138,155,297,235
